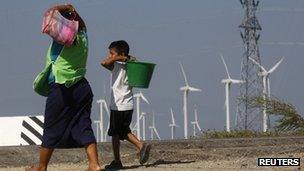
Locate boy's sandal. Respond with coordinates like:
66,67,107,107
139,143,152,165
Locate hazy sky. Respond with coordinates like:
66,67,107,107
0,0,304,139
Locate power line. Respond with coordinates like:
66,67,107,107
261,41,304,46
261,7,304,13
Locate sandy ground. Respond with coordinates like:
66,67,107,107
1,137,303,170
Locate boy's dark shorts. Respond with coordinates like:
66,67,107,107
108,110,133,140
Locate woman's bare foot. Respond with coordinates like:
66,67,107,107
25,165,46,171
88,164,102,171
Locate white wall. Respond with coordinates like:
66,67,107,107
0,116,43,146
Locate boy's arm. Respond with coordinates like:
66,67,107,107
101,55,128,71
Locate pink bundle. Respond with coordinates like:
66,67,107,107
42,9,79,46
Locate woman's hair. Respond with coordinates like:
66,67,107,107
109,40,130,56
61,10,76,20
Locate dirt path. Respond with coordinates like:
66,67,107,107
1,136,303,170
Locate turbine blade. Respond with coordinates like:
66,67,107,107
193,107,202,131
220,53,231,79
131,122,137,130
194,108,198,122
103,102,110,117
140,92,150,104
154,128,161,140
188,86,202,92
139,114,143,120
170,108,176,124
249,57,267,72
106,122,110,130
268,57,284,73
231,79,245,84
196,123,202,132
179,62,189,86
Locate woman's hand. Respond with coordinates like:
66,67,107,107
50,4,86,32
51,4,75,14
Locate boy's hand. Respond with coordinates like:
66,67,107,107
115,55,128,62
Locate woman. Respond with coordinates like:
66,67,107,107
28,4,101,171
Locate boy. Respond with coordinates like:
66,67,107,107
101,40,151,169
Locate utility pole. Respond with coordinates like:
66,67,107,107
236,0,263,130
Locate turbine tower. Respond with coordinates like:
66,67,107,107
220,54,245,132
236,0,263,130
191,106,202,137
93,120,100,142
134,92,149,139
249,57,284,132
96,99,110,142
169,108,179,140
179,62,202,139
149,112,161,140
141,112,147,141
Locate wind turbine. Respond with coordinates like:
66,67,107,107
149,112,161,140
134,92,149,139
249,57,284,132
169,108,179,140
191,106,202,137
131,111,146,140
220,54,245,132
179,62,202,139
96,99,110,142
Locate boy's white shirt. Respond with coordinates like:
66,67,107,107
110,61,134,111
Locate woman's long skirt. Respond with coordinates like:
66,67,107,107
41,78,96,148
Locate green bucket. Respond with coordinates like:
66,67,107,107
126,61,156,88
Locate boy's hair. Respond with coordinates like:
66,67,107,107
109,40,129,56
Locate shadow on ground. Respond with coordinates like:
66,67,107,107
115,159,195,170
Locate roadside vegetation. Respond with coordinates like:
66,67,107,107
198,95,304,139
